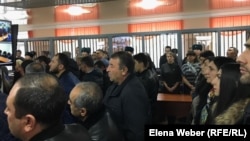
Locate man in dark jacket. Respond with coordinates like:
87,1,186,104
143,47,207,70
103,51,150,141
49,53,80,124
69,82,124,141
133,53,159,122
4,73,91,141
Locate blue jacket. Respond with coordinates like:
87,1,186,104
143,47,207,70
58,71,80,124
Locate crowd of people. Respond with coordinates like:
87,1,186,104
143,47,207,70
0,39,250,141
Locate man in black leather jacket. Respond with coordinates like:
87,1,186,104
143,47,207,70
68,82,124,141
4,73,91,141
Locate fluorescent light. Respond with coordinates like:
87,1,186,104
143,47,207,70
65,6,90,16
135,0,165,10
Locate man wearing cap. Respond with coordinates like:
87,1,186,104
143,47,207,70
125,46,134,55
192,44,202,58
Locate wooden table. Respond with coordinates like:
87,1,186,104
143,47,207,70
153,93,192,123
157,93,192,102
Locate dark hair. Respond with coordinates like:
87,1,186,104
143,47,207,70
56,53,70,70
200,50,215,58
125,46,134,53
186,51,196,56
213,56,235,70
133,53,148,67
74,82,103,115
21,60,34,73
110,51,134,74
94,60,106,69
16,50,21,53
144,52,156,70
81,56,94,67
25,51,36,58
14,73,66,125
212,63,241,119
171,48,178,54
165,46,171,50
35,55,50,65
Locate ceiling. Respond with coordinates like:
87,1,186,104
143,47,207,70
0,0,117,9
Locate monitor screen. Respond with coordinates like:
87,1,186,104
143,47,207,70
0,20,16,67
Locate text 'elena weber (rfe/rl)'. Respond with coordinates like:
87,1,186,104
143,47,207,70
148,128,247,138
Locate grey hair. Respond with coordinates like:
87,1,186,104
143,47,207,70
73,82,103,115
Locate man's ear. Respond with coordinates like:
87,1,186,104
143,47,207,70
58,64,64,70
23,114,36,132
121,66,128,75
80,108,87,117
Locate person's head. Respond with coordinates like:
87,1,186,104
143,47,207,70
201,56,214,77
211,63,241,118
192,44,203,57
19,60,34,76
186,51,196,63
166,52,176,64
49,53,69,75
106,51,134,85
4,73,66,141
25,51,36,60
164,46,171,54
16,50,22,58
211,63,240,96
62,51,71,58
91,51,97,61
68,82,103,121
41,51,49,57
199,50,215,63
25,62,45,74
226,47,238,60
171,48,178,54
96,49,106,60
124,46,134,55
15,59,23,71
237,38,250,84
35,55,51,69
79,56,94,73
205,56,235,83
94,60,106,71
133,53,148,73
81,48,91,57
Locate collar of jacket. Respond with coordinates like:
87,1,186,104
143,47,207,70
30,123,64,141
109,73,134,97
